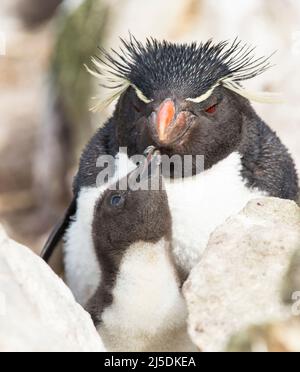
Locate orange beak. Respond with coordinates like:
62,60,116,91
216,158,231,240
156,99,176,142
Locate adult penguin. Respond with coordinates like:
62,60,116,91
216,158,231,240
42,37,299,274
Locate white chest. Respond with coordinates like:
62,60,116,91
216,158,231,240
98,240,194,352
64,151,266,306
164,152,266,273
64,187,102,306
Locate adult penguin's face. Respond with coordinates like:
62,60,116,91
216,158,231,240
116,85,245,170
92,37,271,169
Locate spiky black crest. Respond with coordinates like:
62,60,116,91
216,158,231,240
86,36,280,111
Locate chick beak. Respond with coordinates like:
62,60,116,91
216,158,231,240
142,146,162,179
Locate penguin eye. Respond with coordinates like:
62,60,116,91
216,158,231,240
205,104,218,114
110,194,124,207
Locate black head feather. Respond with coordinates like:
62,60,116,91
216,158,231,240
92,36,274,101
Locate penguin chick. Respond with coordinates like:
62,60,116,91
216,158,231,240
85,153,196,352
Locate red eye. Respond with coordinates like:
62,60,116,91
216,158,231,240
205,104,217,114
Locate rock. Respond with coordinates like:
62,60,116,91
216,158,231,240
0,226,105,352
226,318,300,352
282,248,300,305
183,198,300,352
227,236,300,352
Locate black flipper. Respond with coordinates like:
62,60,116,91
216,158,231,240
41,197,77,262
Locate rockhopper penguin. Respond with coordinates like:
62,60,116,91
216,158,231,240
67,150,195,352
42,37,299,275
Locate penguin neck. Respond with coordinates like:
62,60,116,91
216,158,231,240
93,238,190,352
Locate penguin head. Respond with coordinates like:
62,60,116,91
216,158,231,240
89,37,274,170
92,150,171,268
115,83,246,170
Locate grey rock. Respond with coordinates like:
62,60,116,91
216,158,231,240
282,248,300,305
226,318,300,352
0,226,105,352
183,198,300,352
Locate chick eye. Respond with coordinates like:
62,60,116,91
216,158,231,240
205,104,218,114
110,194,124,207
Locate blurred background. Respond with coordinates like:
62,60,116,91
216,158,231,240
0,0,299,253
